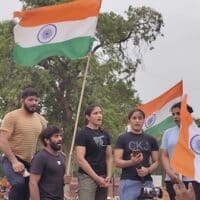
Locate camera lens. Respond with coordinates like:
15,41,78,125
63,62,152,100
140,186,163,199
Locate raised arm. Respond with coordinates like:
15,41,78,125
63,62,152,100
173,182,195,200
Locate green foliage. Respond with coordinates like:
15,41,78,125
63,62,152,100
96,6,163,82
195,118,200,127
0,1,164,154
19,0,71,8
0,22,51,117
0,21,15,61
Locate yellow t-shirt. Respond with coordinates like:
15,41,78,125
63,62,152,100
0,108,47,163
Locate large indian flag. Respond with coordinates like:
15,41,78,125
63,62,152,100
13,0,101,66
171,94,200,182
138,81,183,136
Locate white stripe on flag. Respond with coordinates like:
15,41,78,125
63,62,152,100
14,17,97,48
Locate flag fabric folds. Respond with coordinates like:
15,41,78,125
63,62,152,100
171,94,200,182
13,0,101,66
138,81,183,136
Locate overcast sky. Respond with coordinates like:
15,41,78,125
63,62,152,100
1,0,200,117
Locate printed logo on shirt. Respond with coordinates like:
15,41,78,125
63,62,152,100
128,140,150,151
57,161,61,165
93,136,106,147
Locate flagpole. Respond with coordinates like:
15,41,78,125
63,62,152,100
66,52,92,175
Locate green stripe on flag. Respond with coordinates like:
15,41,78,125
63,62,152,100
13,36,93,66
146,116,176,136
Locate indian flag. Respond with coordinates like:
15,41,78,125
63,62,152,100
138,81,183,136
13,0,101,66
171,94,200,182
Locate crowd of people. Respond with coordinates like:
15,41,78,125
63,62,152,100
0,87,199,200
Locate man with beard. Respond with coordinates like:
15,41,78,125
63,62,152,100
29,125,67,200
0,87,47,200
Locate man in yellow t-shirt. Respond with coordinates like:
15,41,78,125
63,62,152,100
0,87,47,200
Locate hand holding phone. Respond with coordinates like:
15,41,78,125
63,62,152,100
132,149,143,169
132,149,141,157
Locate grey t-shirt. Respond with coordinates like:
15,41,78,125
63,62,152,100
30,149,66,200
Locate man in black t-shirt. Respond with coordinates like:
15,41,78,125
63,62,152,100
29,125,69,200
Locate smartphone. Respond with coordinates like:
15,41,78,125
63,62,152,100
132,149,141,156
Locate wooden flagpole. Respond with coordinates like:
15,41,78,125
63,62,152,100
66,52,92,175
64,53,92,199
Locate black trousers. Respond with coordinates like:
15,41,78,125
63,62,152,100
165,181,200,200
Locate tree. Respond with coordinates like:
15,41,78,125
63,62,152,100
0,1,164,155
0,21,51,117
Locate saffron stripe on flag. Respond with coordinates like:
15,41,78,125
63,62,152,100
138,81,183,136
139,81,183,118
171,95,196,180
14,0,101,26
144,96,181,128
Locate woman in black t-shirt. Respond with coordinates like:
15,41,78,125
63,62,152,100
75,104,112,200
114,108,159,200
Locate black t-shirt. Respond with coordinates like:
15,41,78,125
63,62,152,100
30,149,66,200
75,127,111,176
115,131,159,181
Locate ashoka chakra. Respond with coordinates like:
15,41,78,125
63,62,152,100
37,24,57,44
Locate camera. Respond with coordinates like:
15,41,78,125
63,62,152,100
138,186,163,199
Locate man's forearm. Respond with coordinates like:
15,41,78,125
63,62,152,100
30,184,40,200
0,135,17,163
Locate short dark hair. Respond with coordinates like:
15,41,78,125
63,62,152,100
39,125,61,146
21,87,38,99
128,108,145,120
171,102,193,113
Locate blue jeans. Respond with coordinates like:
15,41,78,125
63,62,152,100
2,157,29,200
119,179,153,200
